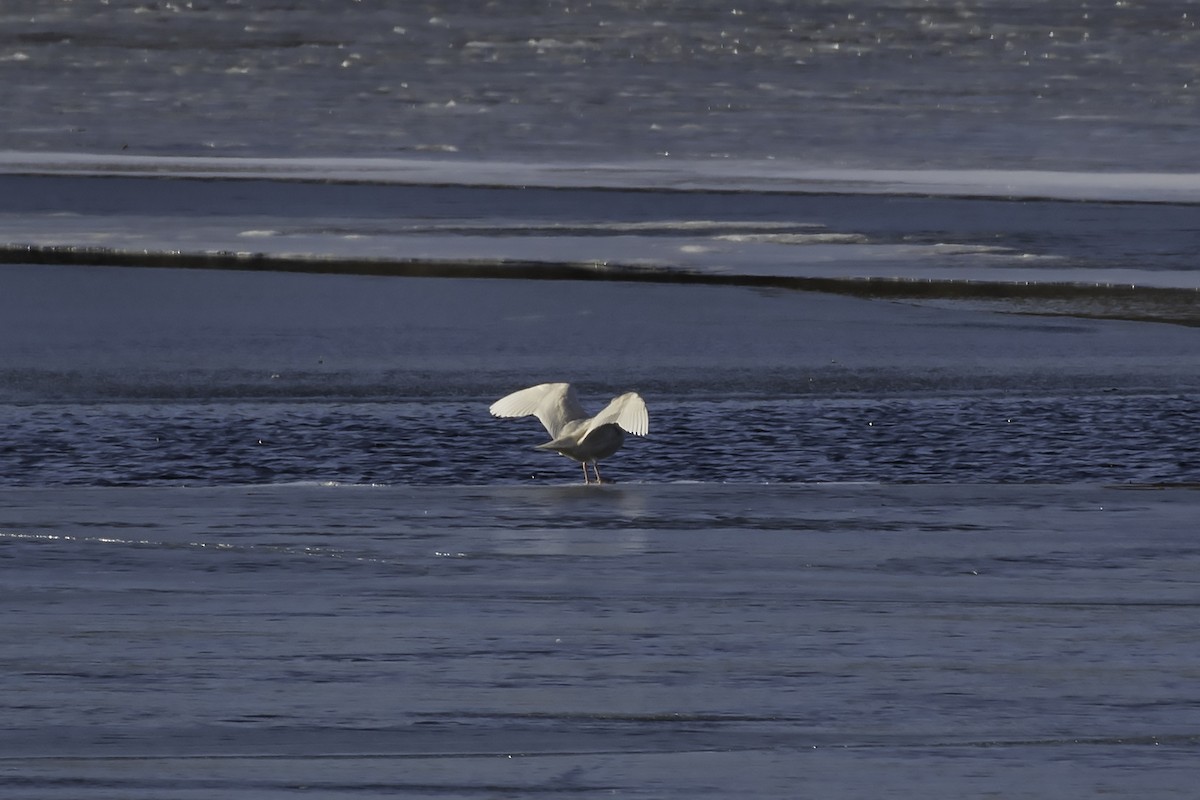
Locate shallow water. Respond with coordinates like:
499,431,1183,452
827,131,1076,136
3,392,1200,488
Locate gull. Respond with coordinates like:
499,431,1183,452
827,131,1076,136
489,382,648,483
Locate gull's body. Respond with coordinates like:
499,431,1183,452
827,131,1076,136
489,383,648,483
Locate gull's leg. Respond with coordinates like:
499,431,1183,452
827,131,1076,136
581,462,590,484
592,463,603,484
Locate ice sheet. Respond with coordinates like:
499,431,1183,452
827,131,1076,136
2,482,1198,798
5,151,1200,202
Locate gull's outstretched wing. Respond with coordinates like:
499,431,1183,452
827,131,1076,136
583,391,648,440
489,383,588,438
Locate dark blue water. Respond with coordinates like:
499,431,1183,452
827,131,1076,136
2,392,1198,488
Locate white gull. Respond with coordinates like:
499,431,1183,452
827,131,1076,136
490,382,649,483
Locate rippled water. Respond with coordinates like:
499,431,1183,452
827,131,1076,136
2,392,1198,488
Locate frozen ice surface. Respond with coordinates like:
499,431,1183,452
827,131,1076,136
2,482,1199,798
6,151,1200,201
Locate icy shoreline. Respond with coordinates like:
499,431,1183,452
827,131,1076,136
3,155,1199,324
5,150,1200,203
6,244,1198,328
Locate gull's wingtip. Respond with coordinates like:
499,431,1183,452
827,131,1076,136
489,383,551,418
635,396,650,437
593,390,649,437
487,395,515,417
